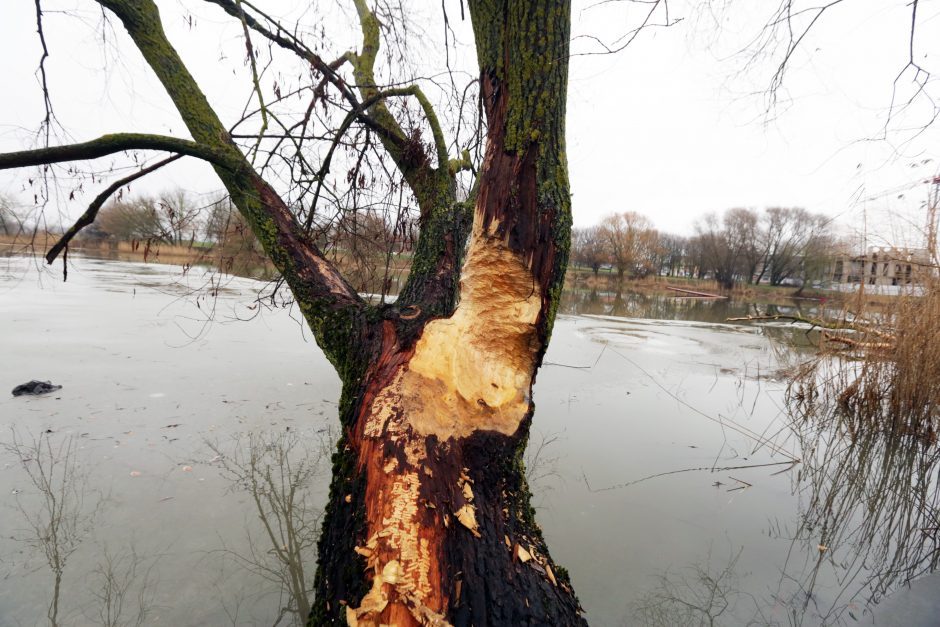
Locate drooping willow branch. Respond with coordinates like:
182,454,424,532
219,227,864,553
45,154,183,264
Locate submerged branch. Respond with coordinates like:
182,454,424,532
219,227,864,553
726,313,847,329
582,460,800,492
821,332,893,352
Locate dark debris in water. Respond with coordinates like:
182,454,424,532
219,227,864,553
11,380,62,397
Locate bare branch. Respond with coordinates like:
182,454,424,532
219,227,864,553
764,0,847,111
33,0,55,142
302,85,448,233
0,134,237,171
574,0,682,57
96,0,366,363
349,0,453,210
200,0,359,106
233,0,268,162
45,154,183,264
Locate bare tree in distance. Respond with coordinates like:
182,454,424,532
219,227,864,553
94,190,204,247
96,198,168,244
692,206,831,289
655,232,689,277
201,193,271,276
757,207,831,286
0,194,26,237
327,208,414,299
599,211,660,280
154,188,202,246
572,225,608,276
693,210,752,289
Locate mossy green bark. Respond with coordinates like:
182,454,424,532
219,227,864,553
0,133,236,171
348,0,470,318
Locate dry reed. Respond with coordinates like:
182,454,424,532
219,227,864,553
790,289,939,444
789,190,939,443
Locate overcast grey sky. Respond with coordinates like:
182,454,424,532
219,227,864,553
2,0,938,243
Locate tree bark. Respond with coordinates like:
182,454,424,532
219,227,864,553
313,2,584,625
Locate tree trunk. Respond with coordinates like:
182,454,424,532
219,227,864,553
313,304,583,626
311,2,584,625
0,0,584,623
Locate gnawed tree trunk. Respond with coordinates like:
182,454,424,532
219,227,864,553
0,0,584,624
315,235,581,625
313,3,583,624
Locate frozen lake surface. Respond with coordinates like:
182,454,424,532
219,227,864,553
1,255,936,625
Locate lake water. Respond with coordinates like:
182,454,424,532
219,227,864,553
0,255,936,626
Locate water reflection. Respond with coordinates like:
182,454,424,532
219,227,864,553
629,373,940,626
560,286,819,322
0,427,333,626
776,379,940,624
2,429,156,627
631,547,751,627
207,429,331,626
560,287,828,350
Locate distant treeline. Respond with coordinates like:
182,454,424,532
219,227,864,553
572,207,836,289
1,189,419,294
3,191,839,292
